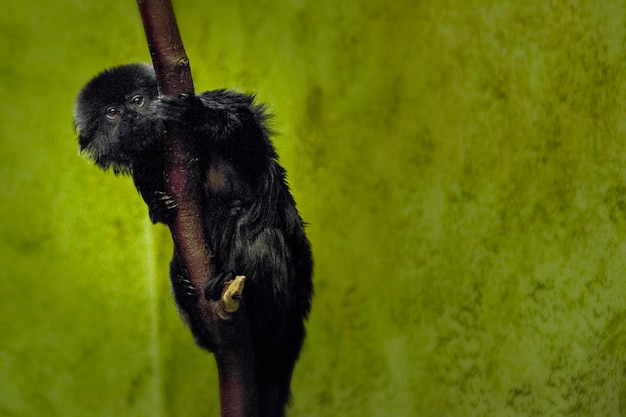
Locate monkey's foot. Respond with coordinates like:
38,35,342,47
204,272,236,301
217,275,246,319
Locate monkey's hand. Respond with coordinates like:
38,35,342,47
156,94,208,125
147,190,178,224
157,94,230,138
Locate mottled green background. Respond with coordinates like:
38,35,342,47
2,0,626,416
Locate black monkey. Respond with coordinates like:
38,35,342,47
74,63,313,417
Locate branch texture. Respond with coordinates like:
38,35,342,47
136,2,257,416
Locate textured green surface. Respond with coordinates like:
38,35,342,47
2,0,626,416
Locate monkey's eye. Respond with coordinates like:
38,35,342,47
130,95,145,108
105,107,120,120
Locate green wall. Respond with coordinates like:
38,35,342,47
2,0,626,416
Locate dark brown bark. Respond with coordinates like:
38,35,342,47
136,0,210,292
135,1,257,416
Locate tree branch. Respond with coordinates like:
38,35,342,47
136,0,195,96
136,0,209,293
135,1,257,416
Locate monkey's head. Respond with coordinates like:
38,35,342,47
74,63,160,173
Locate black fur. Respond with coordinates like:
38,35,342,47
74,63,313,417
